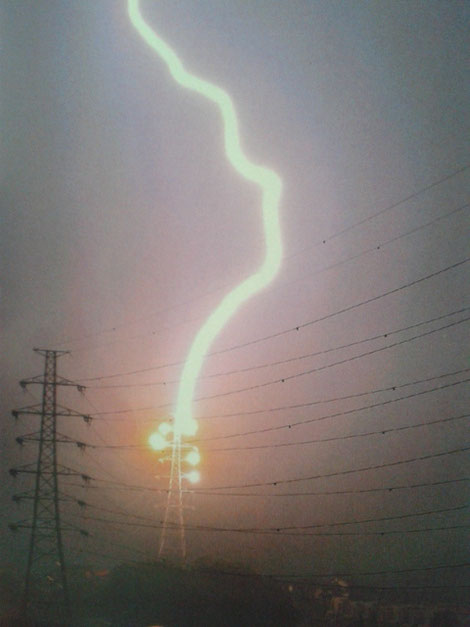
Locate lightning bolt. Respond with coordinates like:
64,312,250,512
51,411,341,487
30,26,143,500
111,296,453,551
129,0,283,439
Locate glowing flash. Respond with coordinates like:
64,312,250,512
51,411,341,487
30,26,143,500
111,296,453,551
129,1,283,439
149,432,168,451
185,470,201,484
185,448,201,466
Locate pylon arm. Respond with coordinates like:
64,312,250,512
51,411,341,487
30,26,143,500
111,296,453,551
12,404,92,423
20,373,84,391
9,463,90,478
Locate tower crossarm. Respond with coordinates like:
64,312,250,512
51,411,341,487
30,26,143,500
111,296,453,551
12,404,92,423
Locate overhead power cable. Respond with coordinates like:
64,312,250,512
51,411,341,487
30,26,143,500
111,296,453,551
185,323,470,408
60,476,468,498
79,255,470,383
205,413,469,452
66,445,468,493
69,199,469,360
86,305,470,389
173,477,470,498
196,445,470,490
294,163,470,252
85,413,468,453
87,317,470,418
192,376,470,443
208,256,470,358
73,504,467,535
57,164,470,351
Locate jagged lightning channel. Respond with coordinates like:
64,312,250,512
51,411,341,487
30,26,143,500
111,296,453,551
129,0,283,438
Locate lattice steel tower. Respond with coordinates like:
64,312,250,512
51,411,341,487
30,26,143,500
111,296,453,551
158,437,186,562
9,348,89,624
150,421,200,563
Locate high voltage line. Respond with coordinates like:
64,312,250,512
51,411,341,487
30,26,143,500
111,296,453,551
205,413,469,452
55,164,469,351
85,305,470,388
87,374,469,440
67,504,467,535
66,199,469,358
192,377,470,442
196,364,469,421
84,413,469,453
290,164,470,252
62,444,468,493
206,256,470,358
197,445,470,490
60,476,469,498
83,364,468,422
70,517,470,538
78,255,469,384
168,318,470,408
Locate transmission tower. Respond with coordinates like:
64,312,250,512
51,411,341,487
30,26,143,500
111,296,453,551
150,421,200,563
158,436,186,562
9,348,91,624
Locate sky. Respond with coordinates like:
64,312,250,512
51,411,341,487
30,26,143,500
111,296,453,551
1,0,469,595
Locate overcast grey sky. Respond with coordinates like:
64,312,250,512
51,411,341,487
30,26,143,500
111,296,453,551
1,0,469,591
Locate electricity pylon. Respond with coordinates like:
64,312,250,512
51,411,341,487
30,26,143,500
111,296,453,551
9,348,90,624
158,436,186,562
150,422,200,564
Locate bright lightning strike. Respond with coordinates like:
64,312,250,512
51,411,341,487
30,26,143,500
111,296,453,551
129,1,283,440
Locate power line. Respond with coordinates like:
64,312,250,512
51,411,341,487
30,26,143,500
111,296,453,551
78,256,470,384
293,164,470,252
85,413,468,453
56,164,470,352
192,377,470,443
60,476,469,498
87,316,470,418
68,445,468,493
70,504,467,536
187,324,470,408
208,256,470,358
196,445,470,490
173,477,470,498
67,199,470,360
86,305,470,388
205,413,469,453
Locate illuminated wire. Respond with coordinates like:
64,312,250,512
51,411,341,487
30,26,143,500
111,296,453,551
56,165,469,350
86,305,470,388
68,199,469,358
60,476,469,498
206,413,469,453
294,164,470,252
192,377,470,443
87,315,470,417
182,319,470,407
79,256,469,384
175,477,470,499
63,445,468,493
73,504,467,535
196,445,470,490
208,255,470,358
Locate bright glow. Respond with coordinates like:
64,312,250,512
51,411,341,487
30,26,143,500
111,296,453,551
185,470,201,484
129,1,283,438
185,448,200,466
158,421,172,436
148,432,168,451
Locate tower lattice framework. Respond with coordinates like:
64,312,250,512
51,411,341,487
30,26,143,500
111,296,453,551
158,436,186,562
9,348,88,623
